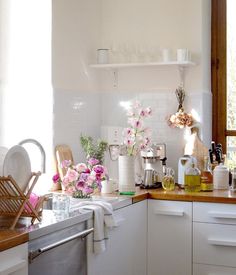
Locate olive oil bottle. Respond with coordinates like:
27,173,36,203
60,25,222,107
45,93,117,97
184,162,201,192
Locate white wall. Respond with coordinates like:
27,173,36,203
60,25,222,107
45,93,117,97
52,0,102,162
99,0,212,175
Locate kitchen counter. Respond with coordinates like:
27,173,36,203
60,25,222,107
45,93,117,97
2,186,236,252
0,230,28,252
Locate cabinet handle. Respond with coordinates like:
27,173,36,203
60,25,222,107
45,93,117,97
0,259,26,275
29,227,94,262
208,238,236,247
208,211,236,219
154,209,184,216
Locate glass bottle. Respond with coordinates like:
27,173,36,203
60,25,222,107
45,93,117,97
184,162,201,192
162,167,175,191
201,156,213,191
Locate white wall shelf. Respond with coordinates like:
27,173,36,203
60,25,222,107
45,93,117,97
90,61,196,88
90,60,196,69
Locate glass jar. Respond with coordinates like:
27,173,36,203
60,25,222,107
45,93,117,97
184,162,201,192
162,167,175,191
201,156,213,191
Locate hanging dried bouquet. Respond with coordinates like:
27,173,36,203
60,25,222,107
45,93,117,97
167,86,194,129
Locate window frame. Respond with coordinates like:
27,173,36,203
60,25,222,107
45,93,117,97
212,0,236,153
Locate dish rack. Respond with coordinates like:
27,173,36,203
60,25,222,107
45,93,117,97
0,172,45,229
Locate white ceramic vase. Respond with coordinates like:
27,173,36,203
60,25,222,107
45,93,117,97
118,155,135,193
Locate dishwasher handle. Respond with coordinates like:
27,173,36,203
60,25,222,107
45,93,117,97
29,227,94,263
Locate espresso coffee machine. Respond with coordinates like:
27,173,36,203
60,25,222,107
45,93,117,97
140,143,167,189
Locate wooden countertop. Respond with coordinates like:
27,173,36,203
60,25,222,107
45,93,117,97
147,187,236,204
1,186,236,252
0,230,28,252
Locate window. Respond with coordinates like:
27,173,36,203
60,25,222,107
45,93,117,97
212,0,236,167
0,0,53,193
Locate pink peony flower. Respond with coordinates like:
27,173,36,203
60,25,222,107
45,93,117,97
65,168,79,182
61,160,72,168
52,173,60,183
87,158,100,166
75,163,87,173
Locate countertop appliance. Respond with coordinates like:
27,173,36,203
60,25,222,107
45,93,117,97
28,220,93,275
140,143,166,189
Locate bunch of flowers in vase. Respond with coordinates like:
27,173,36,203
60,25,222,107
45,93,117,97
118,101,152,194
122,101,152,156
59,158,107,198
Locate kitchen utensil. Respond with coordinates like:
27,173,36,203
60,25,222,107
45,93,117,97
141,143,166,188
142,169,158,188
55,144,74,179
3,145,31,192
184,127,208,171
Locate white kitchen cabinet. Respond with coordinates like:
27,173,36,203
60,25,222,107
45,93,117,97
87,200,147,275
193,263,236,275
193,202,236,274
0,243,28,275
147,199,192,275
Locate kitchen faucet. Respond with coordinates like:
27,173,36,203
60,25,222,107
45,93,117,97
18,138,46,173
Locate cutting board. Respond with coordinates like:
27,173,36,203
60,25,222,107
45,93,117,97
184,127,208,171
55,144,74,179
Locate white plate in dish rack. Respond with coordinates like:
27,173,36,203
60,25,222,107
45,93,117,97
3,145,31,192
0,146,8,176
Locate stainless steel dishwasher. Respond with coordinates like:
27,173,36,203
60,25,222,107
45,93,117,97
28,220,93,275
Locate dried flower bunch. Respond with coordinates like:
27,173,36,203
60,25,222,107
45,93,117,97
123,101,152,156
167,86,194,129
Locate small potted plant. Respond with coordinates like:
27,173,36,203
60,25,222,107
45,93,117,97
80,135,108,164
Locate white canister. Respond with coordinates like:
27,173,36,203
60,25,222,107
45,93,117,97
101,180,113,194
118,155,135,193
97,49,109,64
213,163,229,190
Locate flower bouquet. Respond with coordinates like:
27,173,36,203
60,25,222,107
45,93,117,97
53,158,107,198
119,101,152,194
122,101,152,156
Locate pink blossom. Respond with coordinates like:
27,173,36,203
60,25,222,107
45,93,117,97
61,160,72,168
52,173,60,183
145,107,152,116
62,177,70,186
66,186,76,194
76,181,85,190
87,175,96,185
65,168,79,182
93,165,105,174
75,163,87,173
83,186,94,195
87,158,100,166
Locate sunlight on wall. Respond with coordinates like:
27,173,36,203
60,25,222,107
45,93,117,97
1,0,53,194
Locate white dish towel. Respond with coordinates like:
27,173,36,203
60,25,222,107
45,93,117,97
77,200,117,254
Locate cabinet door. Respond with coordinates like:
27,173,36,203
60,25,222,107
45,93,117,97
87,200,147,275
148,199,192,275
0,243,28,275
